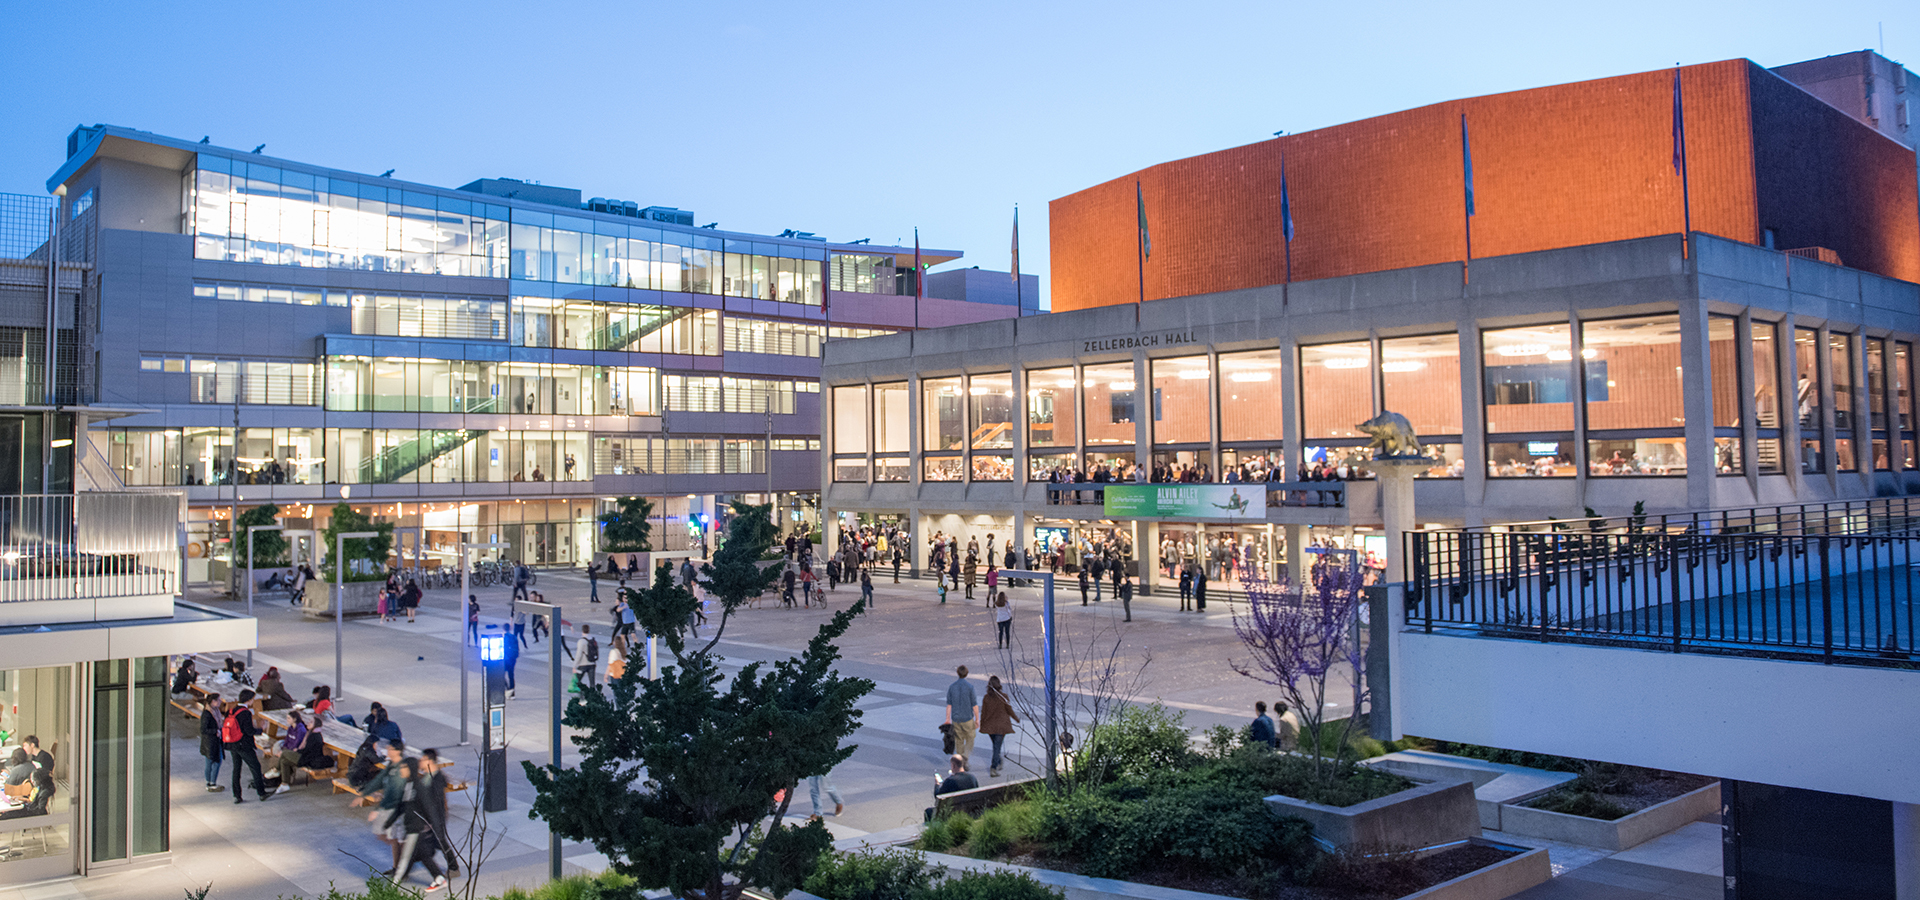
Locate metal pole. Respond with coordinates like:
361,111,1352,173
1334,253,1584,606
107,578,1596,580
461,540,511,746
248,528,255,668
1000,569,1056,787
516,597,562,882
335,530,380,704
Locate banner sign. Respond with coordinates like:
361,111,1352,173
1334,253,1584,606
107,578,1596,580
1103,484,1258,521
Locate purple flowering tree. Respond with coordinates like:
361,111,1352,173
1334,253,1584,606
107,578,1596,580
1230,550,1369,783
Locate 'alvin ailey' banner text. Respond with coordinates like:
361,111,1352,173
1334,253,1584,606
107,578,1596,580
1102,484,1258,521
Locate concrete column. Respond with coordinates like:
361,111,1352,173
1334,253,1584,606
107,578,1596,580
1678,297,1715,511
1142,520,1160,595
1818,323,1838,491
1280,335,1302,483
908,373,921,577
1457,323,1487,521
1778,314,1803,486
1736,311,1760,491
1374,458,1423,741
1133,352,1150,473
1012,367,1028,489
1284,524,1307,584
1569,312,1590,512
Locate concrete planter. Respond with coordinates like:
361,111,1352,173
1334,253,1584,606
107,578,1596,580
301,578,384,618
1498,782,1719,852
1265,778,1480,851
1401,840,1551,900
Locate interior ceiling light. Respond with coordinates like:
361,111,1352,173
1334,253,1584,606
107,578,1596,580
1322,357,1369,369
1497,344,1550,357
1228,371,1273,382
1546,350,1574,361
1177,370,1211,380
1110,381,1136,391
1379,361,1425,373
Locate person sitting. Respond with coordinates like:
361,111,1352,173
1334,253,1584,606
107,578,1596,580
170,658,199,696
264,709,309,771
925,754,979,822
256,667,296,711
0,771,53,821
2,749,31,795
344,734,383,791
305,685,334,719
20,736,52,776
357,703,402,743
271,716,332,794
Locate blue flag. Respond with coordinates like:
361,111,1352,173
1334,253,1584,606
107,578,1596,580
1280,163,1295,243
1461,114,1475,218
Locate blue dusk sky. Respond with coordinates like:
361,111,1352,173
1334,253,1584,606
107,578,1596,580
1,0,1913,303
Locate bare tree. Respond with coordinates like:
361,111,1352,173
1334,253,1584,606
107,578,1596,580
993,592,1154,786
1229,550,1369,784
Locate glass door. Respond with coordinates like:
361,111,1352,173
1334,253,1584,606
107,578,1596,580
0,664,76,882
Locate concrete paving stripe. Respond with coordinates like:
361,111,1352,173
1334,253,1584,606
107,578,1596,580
247,651,314,674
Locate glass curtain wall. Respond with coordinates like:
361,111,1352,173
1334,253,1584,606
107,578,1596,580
968,373,1013,481
1380,334,1464,477
1709,316,1743,473
1795,328,1823,473
1026,367,1078,480
1831,333,1857,470
0,664,74,880
1081,362,1137,476
1150,356,1210,482
1483,324,1575,476
921,377,963,481
874,382,910,482
832,386,868,482
1752,322,1785,473
1584,314,1686,476
1300,341,1373,478
1218,349,1283,482
1898,343,1917,469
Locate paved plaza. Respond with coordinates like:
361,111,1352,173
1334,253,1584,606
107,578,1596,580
0,569,1723,900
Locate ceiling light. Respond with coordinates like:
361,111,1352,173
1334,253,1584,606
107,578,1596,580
1497,344,1550,357
1109,381,1135,391
1322,357,1369,369
1229,371,1273,382
1546,350,1573,361
1582,348,1598,359
1379,361,1425,373
1177,370,1210,380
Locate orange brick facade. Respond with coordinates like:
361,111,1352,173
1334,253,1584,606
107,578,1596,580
1050,60,1920,311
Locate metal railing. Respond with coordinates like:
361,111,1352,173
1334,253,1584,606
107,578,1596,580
1449,497,1920,538
0,493,179,604
1041,482,1347,509
1407,508,1920,667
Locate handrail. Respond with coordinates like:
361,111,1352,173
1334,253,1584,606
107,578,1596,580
1444,496,1920,537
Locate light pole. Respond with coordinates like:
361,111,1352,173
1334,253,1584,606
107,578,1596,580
245,522,285,668
514,595,563,882
458,540,511,746
999,569,1057,787
334,530,380,704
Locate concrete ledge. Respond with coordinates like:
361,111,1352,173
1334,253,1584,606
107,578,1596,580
917,849,1237,900
1402,840,1552,900
1498,782,1720,852
1266,779,1480,851
1363,751,1577,831
302,579,383,617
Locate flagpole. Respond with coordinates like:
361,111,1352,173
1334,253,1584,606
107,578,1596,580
1674,66,1693,260
1135,180,1145,326
1012,205,1023,316
1281,150,1293,308
1461,113,1474,289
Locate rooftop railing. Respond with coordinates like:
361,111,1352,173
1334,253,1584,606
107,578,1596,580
0,493,180,605
1406,497,1920,668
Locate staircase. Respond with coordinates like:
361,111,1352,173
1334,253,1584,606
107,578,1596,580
588,306,691,352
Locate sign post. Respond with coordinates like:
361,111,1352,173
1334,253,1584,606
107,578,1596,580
458,541,511,746
477,633,509,813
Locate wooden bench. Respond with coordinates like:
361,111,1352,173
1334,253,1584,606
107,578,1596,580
933,776,1040,819
168,697,200,720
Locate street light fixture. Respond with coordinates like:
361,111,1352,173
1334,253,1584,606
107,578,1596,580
458,540,511,746
334,530,380,703
514,595,563,883
245,522,285,668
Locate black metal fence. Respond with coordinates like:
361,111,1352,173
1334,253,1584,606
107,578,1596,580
1407,497,1920,667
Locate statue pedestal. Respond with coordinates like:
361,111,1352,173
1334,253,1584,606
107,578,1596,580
1371,457,1426,741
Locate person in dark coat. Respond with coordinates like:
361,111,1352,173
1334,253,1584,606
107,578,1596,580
1194,569,1208,612
199,696,226,792
223,689,274,803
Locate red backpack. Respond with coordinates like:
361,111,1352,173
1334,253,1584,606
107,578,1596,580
220,708,243,744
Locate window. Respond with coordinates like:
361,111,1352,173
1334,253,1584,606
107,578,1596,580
1150,356,1210,445
1832,333,1857,471
1380,334,1462,437
139,358,163,371
921,377,963,452
832,386,868,455
1218,349,1282,442
1483,324,1575,433
1584,314,1685,476
1300,341,1372,441
1794,328,1822,473
1897,343,1916,470
664,375,722,412
875,382,910,453
967,373,1014,449
1709,316,1743,474
1027,367,1077,450
1082,362,1136,450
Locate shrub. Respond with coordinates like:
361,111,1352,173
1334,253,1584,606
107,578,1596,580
943,811,974,848
1077,704,1196,785
968,801,1037,859
1200,724,1244,759
803,849,945,900
493,872,641,900
916,869,1063,900
918,818,954,853
1531,790,1630,820
1033,777,1318,880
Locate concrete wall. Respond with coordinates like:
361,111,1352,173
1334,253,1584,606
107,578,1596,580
1399,631,1920,804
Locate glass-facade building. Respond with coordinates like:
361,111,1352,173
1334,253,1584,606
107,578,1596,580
44,125,1002,580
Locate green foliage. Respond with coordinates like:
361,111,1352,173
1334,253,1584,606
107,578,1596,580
289,878,418,900
1296,724,1390,761
968,802,1030,858
319,503,394,582
1530,789,1630,820
803,849,945,900
915,870,1062,900
235,504,289,567
1033,778,1318,881
523,499,875,900
1076,704,1196,786
699,501,786,623
597,497,654,554
184,886,211,900
918,818,954,853
1199,724,1245,760
1414,738,1584,773
942,811,974,847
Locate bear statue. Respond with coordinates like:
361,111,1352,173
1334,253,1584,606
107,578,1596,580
1356,411,1424,459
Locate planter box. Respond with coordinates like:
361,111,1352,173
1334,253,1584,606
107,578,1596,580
1402,839,1551,900
1265,779,1480,851
301,579,384,618
1363,751,1576,831
1498,782,1719,851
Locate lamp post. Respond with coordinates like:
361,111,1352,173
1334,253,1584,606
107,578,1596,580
998,568,1057,787
245,523,285,668
514,595,563,882
334,530,380,704
458,540,511,746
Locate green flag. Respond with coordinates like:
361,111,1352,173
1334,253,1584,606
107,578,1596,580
1136,181,1151,259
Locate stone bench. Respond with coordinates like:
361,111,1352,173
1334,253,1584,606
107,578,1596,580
934,776,1040,819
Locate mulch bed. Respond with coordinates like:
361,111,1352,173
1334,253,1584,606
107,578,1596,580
1006,843,1521,900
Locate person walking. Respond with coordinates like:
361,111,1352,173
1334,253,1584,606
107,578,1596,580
1194,568,1208,612
530,595,549,644
619,592,638,637
386,757,449,892
891,545,903,583
1110,563,1123,603
512,561,531,604
588,564,600,604
577,625,601,694
859,566,874,612
513,607,529,649
419,748,461,876
963,553,977,600
504,621,521,699
1119,576,1133,622
221,689,273,803
944,666,979,764
801,565,817,607
985,563,998,601
1090,555,1104,601
980,675,1020,777
1078,568,1090,606
807,768,845,820
993,593,1012,649
199,696,226,792
466,595,480,645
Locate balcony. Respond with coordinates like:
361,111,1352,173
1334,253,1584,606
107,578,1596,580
0,492,180,626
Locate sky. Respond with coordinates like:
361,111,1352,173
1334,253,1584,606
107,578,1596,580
1,0,1915,305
